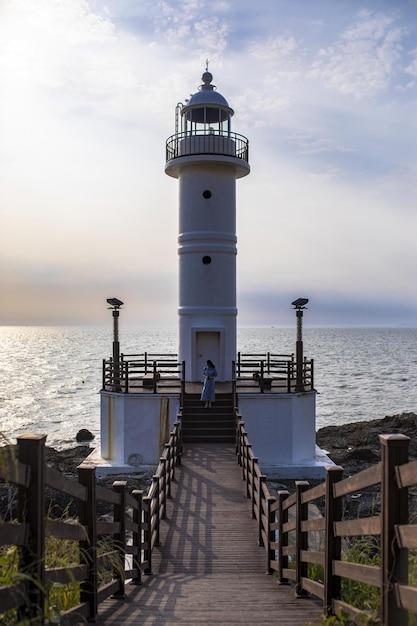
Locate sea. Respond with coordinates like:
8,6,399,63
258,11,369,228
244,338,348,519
0,326,416,451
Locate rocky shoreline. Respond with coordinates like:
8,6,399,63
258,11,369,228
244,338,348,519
45,410,417,475
316,411,417,472
290,411,416,518
1,412,416,520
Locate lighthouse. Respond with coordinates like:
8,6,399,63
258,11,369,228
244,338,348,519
96,69,332,479
165,70,250,382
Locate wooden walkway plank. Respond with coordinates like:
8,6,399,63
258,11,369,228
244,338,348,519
96,444,321,625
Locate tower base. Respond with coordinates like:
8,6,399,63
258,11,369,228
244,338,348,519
237,391,334,479
92,388,332,479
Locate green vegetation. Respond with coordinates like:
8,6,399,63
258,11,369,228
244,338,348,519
340,536,381,616
0,514,121,624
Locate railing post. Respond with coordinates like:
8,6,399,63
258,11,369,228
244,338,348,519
267,496,276,574
380,434,409,626
77,463,98,621
324,466,344,615
174,420,182,467
160,458,167,517
251,456,258,519
258,475,267,546
259,361,264,393
124,361,129,393
153,361,158,393
166,442,174,491
232,360,237,420
295,480,309,597
153,474,161,546
143,496,152,575
286,361,291,393
277,490,290,585
112,481,127,598
239,426,245,474
237,421,244,467
180,361,186,408
242,435,250,487
17,434,46,624
131,490,143,585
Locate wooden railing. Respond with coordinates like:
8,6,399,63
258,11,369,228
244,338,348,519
233,353,314,393
103,352,313,395
5,417,416,624
103,354,184,393
236,420,416,626
0,422,182,625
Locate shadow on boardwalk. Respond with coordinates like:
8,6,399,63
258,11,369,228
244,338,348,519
96,444,321,625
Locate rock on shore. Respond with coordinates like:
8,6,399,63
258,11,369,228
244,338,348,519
316,411,417,472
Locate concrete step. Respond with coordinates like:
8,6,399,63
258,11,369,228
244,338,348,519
182,430,235,440
182,393,236,443
182,414,235,425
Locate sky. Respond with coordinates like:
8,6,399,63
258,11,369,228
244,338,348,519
0,0,416,328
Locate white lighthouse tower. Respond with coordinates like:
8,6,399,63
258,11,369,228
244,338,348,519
95,69,332,480
165,70,250,381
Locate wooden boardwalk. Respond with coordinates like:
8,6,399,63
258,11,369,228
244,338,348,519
96,444,321,625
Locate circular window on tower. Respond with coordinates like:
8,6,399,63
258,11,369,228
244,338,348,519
202,190,212,199
202,256,212,265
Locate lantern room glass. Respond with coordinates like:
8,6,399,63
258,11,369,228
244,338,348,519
182,106,232,135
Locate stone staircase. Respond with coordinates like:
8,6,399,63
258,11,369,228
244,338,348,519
181,393,236,443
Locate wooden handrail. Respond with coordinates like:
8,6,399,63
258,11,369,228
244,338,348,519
4,420,417,624
102,353,313,394
0,422,182,624
236,422,415,625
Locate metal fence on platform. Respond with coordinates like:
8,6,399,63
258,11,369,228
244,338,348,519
102,353,314,395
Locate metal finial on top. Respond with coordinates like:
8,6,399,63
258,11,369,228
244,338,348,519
201,65,214,90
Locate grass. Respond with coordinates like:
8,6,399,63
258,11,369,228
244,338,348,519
0,439,125,623
0,525,122,624
0,492,123,623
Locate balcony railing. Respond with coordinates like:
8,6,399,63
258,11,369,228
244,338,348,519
102,353,184,394
102,352,314,395
166,129,249,163
233,353,314,394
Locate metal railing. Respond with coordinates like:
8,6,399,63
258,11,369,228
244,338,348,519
103,354,184,394
166,129,249,163
233,353,314,393
103,353,314,394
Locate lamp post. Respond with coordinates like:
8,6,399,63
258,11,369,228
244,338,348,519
107,298,124,392
291,298,309,393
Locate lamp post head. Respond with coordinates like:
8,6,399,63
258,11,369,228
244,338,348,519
107,298,124,310
291,298,309,310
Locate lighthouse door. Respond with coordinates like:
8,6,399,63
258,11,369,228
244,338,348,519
195,331,221,381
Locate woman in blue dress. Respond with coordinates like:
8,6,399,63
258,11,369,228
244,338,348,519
201,359,217,408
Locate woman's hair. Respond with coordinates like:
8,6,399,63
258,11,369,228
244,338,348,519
206,359,215,368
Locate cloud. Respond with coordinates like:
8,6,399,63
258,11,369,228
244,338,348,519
405,46,417,85
153,0,230,54
248,34,299,61
0,258,177,325
0,0,416,328
309,10,408,99
237,290,417,328
290,131,351,155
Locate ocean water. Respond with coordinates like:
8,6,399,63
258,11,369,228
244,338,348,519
0,326,416,450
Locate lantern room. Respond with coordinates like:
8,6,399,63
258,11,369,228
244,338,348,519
180,70,233,133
